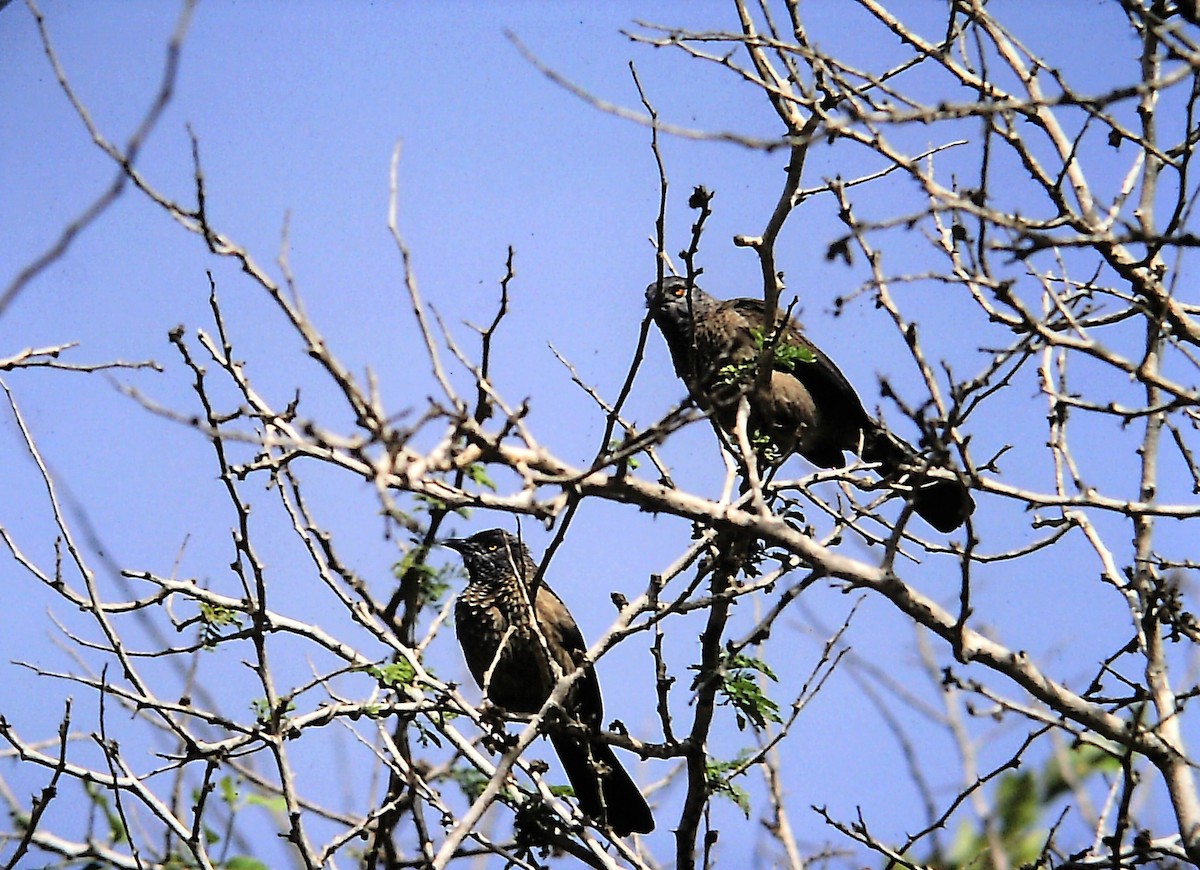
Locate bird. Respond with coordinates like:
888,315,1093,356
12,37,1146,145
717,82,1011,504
442,528,654,836
645,275,974,533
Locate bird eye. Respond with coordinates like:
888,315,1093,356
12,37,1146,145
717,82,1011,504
486,544,499,551
671,286,685,298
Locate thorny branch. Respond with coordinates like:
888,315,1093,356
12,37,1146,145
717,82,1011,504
7,1,1200,869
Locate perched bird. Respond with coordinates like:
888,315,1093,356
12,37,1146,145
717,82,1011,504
442,528,654,835
646,276,974,533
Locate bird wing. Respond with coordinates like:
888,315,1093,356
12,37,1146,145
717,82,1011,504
535,584,605,725
726,298,872,426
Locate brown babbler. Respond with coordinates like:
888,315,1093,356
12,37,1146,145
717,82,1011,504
443,528,654,836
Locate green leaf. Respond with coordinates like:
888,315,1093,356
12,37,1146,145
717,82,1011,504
749,326,816,373
726,653,778,681
218,775,238,806
198,601,244,648
84,780,127,844
606,439,641,469
706,651,783,732
366,660,417,689
935,742,1124,869
414,492,471,519
705,753,753,817
394,548,453,608
711,330,812,464
995,768,1038,837
199,601,241,628
249,697,295,726
1041,743,1119,802
244,794,288,814
466,463,497,491
449,765,490,803
224,858,270,870
946,818,985,868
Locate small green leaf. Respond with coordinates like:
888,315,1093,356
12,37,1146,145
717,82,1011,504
995,769,1038,835
249,697,295,725
414,492,471,519
366,660,417,688
466,463,497,491
606,439,642,469
706,651,783,732
84,781,127,844
449,765,490,803
726,653,778,681
198,602,244,648
1041,743,1119,801
706,754,753,817
394,548,452,608
244,794,289,814
219,775,238,806
224,857,270,870
749,326,816,374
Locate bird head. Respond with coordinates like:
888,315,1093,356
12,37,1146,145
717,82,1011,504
441,528,530,579
644,275,689,309
645,276,712,333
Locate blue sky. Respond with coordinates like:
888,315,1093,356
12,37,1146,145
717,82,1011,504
1,1,1186,866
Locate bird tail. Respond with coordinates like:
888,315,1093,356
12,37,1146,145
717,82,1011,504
861,426,974,533
550,732,654,835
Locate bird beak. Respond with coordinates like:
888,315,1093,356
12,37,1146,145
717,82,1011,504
440,538,468,553
645,282,661,309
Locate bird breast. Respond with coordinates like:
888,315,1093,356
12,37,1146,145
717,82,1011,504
456,587,557,713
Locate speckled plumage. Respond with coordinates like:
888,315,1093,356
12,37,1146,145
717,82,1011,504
646,276,974,533
444,529,654,836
